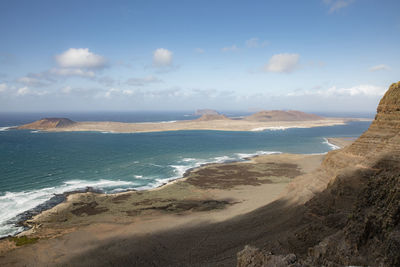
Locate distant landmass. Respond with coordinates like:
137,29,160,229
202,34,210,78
244,110,323,121
194,109,220,116
195,114,229,121
16,110,367,133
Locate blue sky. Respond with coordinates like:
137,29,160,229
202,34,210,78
0,0,399,112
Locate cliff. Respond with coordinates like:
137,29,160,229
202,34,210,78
18,118,76,130
245,110,323,122
238,82,400,266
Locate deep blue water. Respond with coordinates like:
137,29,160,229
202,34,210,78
0,111,372,237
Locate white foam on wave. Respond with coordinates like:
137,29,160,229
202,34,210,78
0,149,282,237
251,126,307,132
0,179,136,238
181,158,196,162
235,151,282,159
323,138,341,150
170,165,190,177
214,155,235,163
159,120,177,123
0,126,16,131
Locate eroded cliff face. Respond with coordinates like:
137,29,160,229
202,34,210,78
346,81,400,160
238,82,400,267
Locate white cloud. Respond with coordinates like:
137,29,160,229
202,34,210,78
126,75,162,86
16,86,48,96
17,87,30,96
245,38,269,48
17,76,38,85
49,68,95,77
264,53,300,73
369,64,391,72
61,86,72,94
195,48,205,54
122,89,135,96
16,76,51,87
0,83,8,92
153,48,173,67
287,84,386,97
323,0,354,13
55,48,106,69
221,45,238,52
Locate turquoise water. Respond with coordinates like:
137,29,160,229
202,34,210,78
0,115,371,237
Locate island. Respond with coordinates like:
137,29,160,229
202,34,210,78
16,110,369,133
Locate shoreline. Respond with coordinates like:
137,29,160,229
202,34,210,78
8,151,282,238
0,137,354,264
16,117,372,133
2,138,353,239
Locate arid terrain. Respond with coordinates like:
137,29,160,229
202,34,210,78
16,110,368,133
1,82,398,266
0,152,326,266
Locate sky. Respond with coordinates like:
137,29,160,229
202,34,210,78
0,0,399,112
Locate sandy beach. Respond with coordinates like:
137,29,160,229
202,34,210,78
0,137,353,266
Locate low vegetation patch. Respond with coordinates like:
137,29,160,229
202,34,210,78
11,236,39,246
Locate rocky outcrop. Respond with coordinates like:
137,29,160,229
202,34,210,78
237,82,400,266
237,246,300,267
346,81,400,160
245,110,323,122
18,118,76,130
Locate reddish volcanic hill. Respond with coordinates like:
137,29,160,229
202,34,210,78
245,110,323,122
18,118,76,130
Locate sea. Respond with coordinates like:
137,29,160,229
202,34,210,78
0,111,373,238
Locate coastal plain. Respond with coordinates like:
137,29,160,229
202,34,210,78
0,147,339,265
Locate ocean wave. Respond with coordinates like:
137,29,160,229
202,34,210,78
181,158,196,162
159,120,177,123
250,126,307,131
0,126,16,131
0,149,282,238
0,179,136,238
235,151,282,159
214,155,235,162
323,138,341,150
